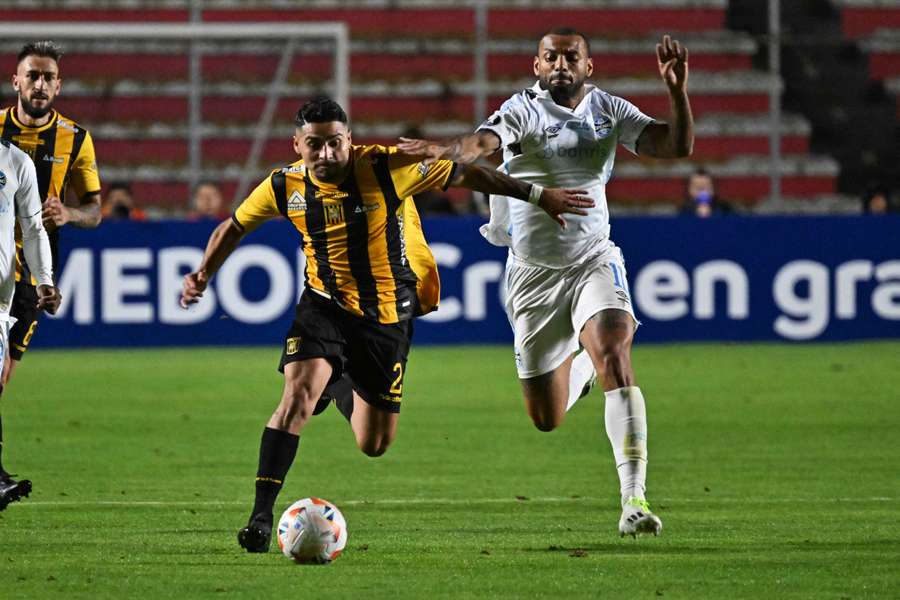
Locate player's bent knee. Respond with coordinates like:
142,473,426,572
358,435,392,457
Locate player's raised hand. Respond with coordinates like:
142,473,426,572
396,137,449,165
181,270,208,308
42,196,68,232
36,284,62,315
657,34,689,93
538,188,594,228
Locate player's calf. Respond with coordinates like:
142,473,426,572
521,369,570,432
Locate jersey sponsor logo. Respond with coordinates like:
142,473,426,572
316,190,349,200
287,190,307,212
285,336,301,355
42,154,65,164
57,120,79,133
544,123,562,139
593,115,613,138
354,202,380,214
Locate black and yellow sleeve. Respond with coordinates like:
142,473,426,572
232,172,281,232
387,152,457,199
70,130,101,198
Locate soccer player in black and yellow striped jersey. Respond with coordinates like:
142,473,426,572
180,97,593,553
0,41,101,382
0,41,101,502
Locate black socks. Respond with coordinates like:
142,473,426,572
251,427,299,521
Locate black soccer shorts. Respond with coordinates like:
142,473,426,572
8,281,40,361
278,291,412,413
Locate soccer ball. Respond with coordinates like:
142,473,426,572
276,497,347,564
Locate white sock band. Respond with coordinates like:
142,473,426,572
604,386,648,503
566,350,595,412
527,183,544,205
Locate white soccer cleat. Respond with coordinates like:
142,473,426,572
618,497,662,538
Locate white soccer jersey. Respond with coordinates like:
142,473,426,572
478,82,654,268
0,140,53,321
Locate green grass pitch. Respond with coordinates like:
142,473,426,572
0,342,898,598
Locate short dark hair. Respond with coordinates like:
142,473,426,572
192,180,220,195
539,27,591,55
17,40,63,66
107,181,132,195
295,95,348,128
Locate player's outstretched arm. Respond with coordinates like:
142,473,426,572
636,34,694,159
397,130,501,165
448,163,593,228
180,219,246,308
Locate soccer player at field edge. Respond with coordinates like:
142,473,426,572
0,41,100,503
0,138,62,510
398,30,694,537
180,96,594,553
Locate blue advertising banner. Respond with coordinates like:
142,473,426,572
34,215,900,348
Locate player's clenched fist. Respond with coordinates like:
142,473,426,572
181,270,208,308
41,196,68,232
36,284,61,315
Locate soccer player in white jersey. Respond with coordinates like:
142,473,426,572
0,138,60,510
398,29,693,537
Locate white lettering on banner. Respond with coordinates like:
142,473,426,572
159,247,215,324
50,248,94,324
422,243,462,322
693,260,749,319
46,244,900,341
635,260,750,321
102,249,154,323
634,261,690,320
773,261,830,339
873,261,900,319
835,260,873,319
463,262,504,320
773,259,900,340
216,246,294,324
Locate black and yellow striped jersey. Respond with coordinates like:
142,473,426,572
233,144,457,324
0,107,101,282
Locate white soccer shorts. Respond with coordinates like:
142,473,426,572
503,244,638,378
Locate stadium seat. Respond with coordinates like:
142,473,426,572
0,0,839,211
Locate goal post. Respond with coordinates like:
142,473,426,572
0,22,350,212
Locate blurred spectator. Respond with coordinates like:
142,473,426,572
680,168,732,217
862,185,894,214
189,180,229,220
103,181,145,221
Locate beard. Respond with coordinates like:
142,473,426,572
20,92,54,120
538,74,584,102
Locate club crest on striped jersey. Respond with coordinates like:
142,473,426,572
324,200,344,225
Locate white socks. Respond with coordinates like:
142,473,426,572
604,386,648,504
565,350,595,412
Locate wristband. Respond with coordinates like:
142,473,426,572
528,183,544,205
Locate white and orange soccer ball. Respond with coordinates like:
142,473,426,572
276,497,347,564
